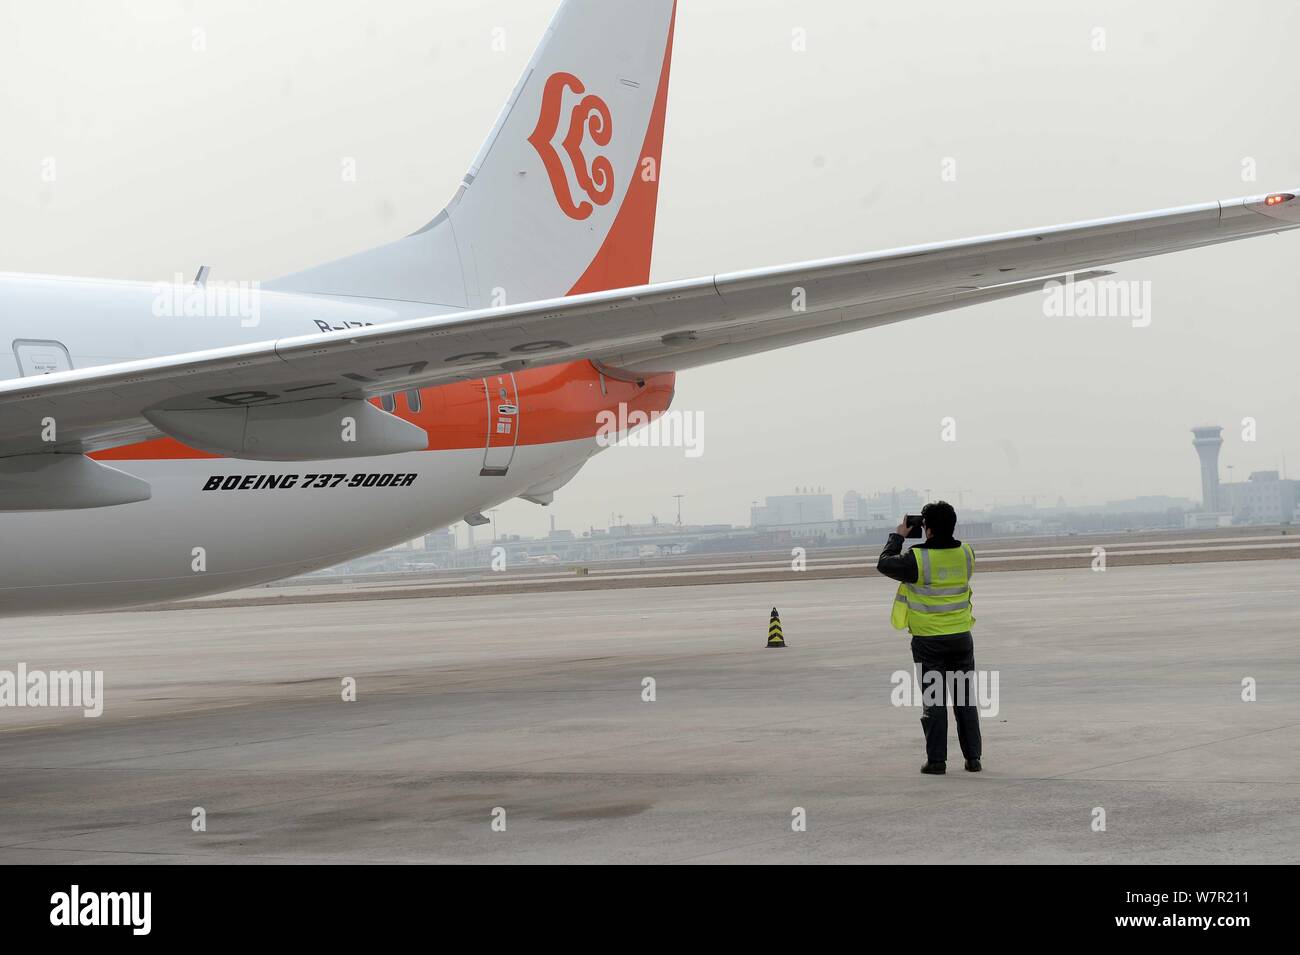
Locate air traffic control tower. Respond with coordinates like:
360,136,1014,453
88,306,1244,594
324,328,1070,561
1191,426,1224,511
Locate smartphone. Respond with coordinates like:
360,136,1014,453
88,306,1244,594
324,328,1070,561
904,514,924,539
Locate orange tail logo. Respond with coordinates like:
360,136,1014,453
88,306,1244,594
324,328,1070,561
528,72,615,221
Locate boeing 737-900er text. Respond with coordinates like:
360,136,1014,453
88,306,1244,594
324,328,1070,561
1,0,1297,616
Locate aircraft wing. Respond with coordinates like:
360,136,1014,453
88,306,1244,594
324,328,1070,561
1,190,1297,463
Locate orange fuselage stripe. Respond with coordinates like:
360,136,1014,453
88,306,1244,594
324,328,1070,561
92,362,675,461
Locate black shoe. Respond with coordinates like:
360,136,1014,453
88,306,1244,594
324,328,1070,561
920,761,946,775
964,758,982,772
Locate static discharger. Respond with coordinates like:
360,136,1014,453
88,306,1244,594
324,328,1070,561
766,607,786,648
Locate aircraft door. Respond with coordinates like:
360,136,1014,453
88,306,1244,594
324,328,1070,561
13,339,74,375
480,372,520,476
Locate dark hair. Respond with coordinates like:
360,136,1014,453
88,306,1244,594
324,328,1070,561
921,500,957,539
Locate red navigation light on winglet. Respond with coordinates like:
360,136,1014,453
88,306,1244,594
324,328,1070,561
1265,193,1295,207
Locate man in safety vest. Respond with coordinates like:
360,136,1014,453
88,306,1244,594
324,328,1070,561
877,500,982,775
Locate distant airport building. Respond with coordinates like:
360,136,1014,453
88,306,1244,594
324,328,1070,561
1224,471,1300,525
751,493,833,527
1185,512,1234,529
956,520,995,539
423,528,456,552
1098,495,1196,514
842,487,923,523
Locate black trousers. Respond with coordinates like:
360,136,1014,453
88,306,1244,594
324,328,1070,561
909,631,982,763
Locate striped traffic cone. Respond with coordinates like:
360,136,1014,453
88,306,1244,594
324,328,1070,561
766,607,786,648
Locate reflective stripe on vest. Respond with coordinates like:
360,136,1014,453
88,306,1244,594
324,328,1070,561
890,542,975,635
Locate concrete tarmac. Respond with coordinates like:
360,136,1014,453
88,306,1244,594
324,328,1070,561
1,560,1297,863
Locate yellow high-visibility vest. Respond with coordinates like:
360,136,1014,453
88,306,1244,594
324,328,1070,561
890,543,975,636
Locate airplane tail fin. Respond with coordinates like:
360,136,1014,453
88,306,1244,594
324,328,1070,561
268,0,678,309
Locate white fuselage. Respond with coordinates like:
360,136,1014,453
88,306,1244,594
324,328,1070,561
0,274,606,616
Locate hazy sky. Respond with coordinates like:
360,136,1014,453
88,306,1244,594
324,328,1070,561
3,1,1298,540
